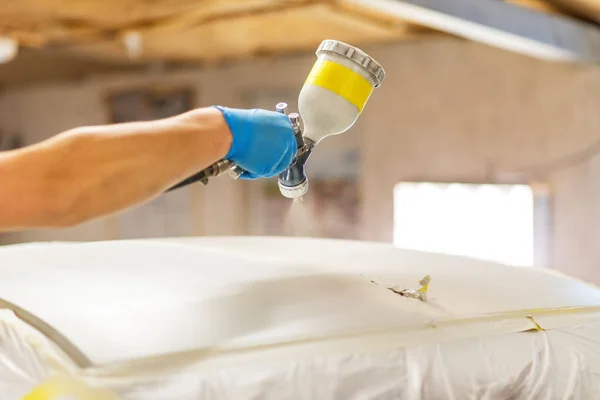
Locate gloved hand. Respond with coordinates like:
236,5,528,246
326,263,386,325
215,106,297,180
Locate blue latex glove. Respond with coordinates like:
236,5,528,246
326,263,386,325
215,106,297,180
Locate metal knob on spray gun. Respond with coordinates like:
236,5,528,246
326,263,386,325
166,40,385,195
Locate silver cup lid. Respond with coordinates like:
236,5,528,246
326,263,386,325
316,39,385,87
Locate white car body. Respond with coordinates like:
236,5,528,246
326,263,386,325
1,237,599,399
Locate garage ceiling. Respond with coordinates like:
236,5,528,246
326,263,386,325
550,0,600,21
0,0,599,85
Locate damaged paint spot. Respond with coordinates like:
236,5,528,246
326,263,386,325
392,275,431,302
527,315,544,331
361,274,431,302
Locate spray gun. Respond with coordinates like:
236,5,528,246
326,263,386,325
167,40,385,196
277,40,385,198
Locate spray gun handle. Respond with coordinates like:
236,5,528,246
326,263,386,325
226,103,292,180
166,102,295,192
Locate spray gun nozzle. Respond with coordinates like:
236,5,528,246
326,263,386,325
278,135,314,200
278,144,312,199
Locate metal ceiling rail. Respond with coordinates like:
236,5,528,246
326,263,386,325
345,0,600,63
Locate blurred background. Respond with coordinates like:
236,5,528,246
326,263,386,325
1,0,600,282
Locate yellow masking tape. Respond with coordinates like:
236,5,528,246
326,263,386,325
23,375,119,400
304,59,373,112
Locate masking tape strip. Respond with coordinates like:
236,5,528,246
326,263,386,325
23,375,119,400
304,60,373,112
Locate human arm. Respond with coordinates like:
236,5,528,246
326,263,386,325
0,107,296,231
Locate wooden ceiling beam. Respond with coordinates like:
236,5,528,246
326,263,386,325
547,0,600,23
0,0,207,29
54,2,419,64
0,1,327,50
139,0,314,33
0,47,144,86
334,0,436,34
504,0,565,15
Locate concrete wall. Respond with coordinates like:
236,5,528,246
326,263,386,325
2,37,600,282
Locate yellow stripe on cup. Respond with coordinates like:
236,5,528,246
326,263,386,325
23,375,119,400
304,59,373,112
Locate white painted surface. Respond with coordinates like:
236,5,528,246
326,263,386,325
2,237,600,399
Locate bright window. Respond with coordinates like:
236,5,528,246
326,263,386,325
393,182,539,266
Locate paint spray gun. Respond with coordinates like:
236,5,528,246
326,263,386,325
167,40,385,197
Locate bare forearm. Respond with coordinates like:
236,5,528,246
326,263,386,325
0,107,231,230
